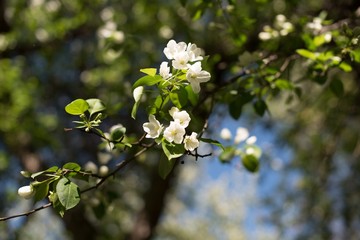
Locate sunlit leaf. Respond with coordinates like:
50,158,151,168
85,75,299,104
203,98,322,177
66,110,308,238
133,75,162,89
338,62,352,72
63,162,81,171
86,98,106,116
296,49,317,60
140,68,157,77
219,146,236,163
65,99,89,115
162,141,185,160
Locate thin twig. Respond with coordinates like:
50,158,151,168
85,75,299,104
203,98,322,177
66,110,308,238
0,203,53,221
0,142,155,222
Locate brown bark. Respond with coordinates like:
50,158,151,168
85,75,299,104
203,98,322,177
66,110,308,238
129,163,178,240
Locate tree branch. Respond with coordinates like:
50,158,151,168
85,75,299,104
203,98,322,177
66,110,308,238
0,141,155,222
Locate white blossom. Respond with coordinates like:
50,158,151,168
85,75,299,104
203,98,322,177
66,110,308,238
234,127,249,144
186,43,204,61
172,51,190,70
18,185,34,199
186,62,211,93
163,39,187,60
220,128,232,140
169,107,191,128
143,115,163,139
246,136,257,145
245,147,255,155
164,121,186,144
159,61,172,79
133,86,144,102
184,132,199,151
84,161,98,173
169,106,179,117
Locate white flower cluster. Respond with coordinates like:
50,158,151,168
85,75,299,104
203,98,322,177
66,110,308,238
305,17,332,42
220,127,257,145
160,39,211,93
258,14,294,41
143,107,199,151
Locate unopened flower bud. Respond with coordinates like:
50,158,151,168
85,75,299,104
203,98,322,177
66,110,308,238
20,171,31,178
18,185,35,199
99,165,109,176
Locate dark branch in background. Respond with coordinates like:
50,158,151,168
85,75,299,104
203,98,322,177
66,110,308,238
0,0,10,33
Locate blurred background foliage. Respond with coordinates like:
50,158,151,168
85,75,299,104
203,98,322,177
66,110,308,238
1,0,360,239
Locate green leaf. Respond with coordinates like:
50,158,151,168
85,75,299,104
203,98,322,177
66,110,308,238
33,180,51,202
110,125,126,141
338,62,352,72
254,99,267,116
219,146,236,163
133,75,162,89
56,177,80,210
86,98,106,116
162,141,185,160
65,99,89,115
140,68,157,77
63,162,81,171
158,156,176,179
148,95,169,115
229,92,253,119
200,138,225,150
329,78,344,97
185,85,199,106
296,49,317,60
49,192,66,217
242,154,259,172
131,100,141,119
275,79,293,90
170,88,188,109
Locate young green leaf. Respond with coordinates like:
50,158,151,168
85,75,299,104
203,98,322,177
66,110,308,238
56,177,80,210
86,98,106,116
110,125,126,141
131,100,141,119
170,88,188,109
275,79,294,90
185,85,199,106
219,146,236,163
162,141,185,160
140,68,157,77
296,49,317,60
242,154,259,172
49,192,66,217
133,75,162,89
63,162,81,171
200,138,225,150
65,99,89,115
33,180,51,202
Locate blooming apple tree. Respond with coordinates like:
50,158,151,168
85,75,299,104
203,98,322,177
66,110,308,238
10,40,254,219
